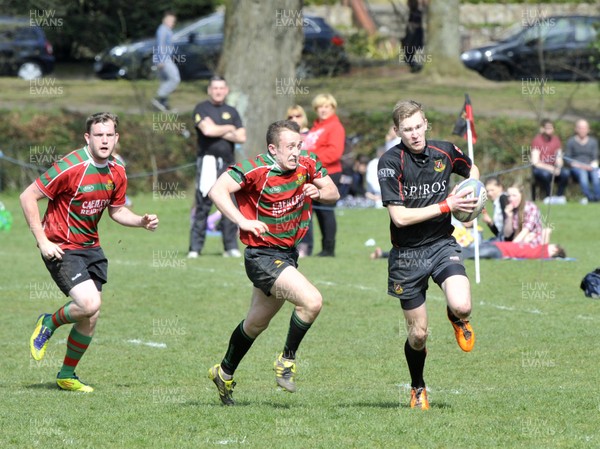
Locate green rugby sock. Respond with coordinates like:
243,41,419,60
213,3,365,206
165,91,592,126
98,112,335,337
43,302,76,332
58,327,92,379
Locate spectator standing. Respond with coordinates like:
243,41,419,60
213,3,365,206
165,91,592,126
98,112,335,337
303,93,346,257
286,105,310,136
402,0,426,72
188,76,246,258
286,105,312,256
152,11,180,112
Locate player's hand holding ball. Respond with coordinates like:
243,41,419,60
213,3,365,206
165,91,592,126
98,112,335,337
449,179,487,223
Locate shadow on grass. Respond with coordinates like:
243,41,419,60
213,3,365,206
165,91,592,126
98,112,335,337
25,382,59,391
184,399,293,409
336,401,452,410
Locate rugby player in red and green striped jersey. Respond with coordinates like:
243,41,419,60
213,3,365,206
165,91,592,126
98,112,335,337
207,120,339,405
21,112,159,392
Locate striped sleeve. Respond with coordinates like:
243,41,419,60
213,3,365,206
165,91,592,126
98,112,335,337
35,151,83,199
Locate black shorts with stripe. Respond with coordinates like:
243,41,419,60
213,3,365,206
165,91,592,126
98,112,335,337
387,237,466,310
244,246,299,296
42,247,108,296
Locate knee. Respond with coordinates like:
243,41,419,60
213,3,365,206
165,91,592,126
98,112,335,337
244,319,269,338
305,292,323,317
408,327,429,350
79,296,102,317
451,304,472,319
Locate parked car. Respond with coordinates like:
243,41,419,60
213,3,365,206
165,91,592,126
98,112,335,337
94,12,350,80
461,15,600,81
0,17,55,80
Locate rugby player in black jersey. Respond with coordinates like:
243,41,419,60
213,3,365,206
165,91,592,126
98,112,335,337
378,100,480,410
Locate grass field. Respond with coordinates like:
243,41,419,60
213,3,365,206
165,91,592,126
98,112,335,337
2,65,599,121
0,191,598,449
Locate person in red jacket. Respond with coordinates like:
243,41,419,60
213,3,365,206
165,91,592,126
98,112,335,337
303,93,346,257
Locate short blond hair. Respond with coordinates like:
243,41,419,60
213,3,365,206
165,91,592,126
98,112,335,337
392,100,424,128
286,104,308,130
312,93,337,111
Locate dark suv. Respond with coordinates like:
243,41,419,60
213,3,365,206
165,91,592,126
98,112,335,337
0,17,55,80
94,12,350,80
461,15,600,81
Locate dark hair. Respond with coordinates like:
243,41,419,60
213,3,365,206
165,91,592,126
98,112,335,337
86,112,118,133
266,120,300,147
356,154,370,165
163,10,176,18
540,118,553,127
552,245,566,258
485,176,503,188
209,75,226,85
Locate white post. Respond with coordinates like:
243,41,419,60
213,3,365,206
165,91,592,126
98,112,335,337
466,119,481,284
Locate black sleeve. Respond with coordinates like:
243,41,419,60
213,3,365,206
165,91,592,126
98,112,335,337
499,194,509,226
193,103,208,126
487,222,499,237
499,194,509,210
231,108,243,129
377,152,403,206
451,144,472,179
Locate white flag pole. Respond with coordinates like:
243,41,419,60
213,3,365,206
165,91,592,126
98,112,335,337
466,119,481,284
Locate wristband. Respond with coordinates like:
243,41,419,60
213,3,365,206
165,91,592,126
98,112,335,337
438,199,450,214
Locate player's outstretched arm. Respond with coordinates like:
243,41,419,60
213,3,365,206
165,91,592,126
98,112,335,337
209,172,268,237
109,206,159,231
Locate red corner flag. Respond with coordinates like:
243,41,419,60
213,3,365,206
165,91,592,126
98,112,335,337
452,94,477,145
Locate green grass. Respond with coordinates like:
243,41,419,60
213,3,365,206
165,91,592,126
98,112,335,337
0,193,598,448
3,65,599,121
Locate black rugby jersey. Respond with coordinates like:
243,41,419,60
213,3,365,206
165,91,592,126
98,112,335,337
377,139,472,248
193,101,243,163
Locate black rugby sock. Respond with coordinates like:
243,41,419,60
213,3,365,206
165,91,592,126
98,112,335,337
221,320,255,376
404,339,427,389
283,311,312,360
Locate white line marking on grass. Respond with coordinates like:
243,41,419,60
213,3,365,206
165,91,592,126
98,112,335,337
126,339,167,348
479,301,543,315
396,383,462,394
315,280,379,292
112,258,216,273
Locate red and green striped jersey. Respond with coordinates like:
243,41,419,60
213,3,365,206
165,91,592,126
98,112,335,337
228,151,328,249
35,146,128,250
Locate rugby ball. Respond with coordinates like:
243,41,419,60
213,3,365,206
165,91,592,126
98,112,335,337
451,179,487,223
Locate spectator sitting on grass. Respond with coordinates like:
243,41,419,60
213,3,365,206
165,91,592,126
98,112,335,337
461,241,566,260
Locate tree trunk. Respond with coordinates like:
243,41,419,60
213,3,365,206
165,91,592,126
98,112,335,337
219,0,304,158
423,0,464,79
